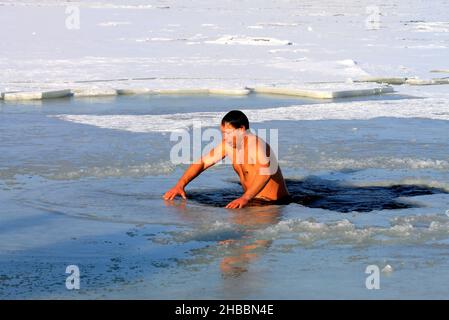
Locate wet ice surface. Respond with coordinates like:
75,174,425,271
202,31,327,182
1,94,449,299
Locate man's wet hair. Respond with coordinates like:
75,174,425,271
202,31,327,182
221,110,249,130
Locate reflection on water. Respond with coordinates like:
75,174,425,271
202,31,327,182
188,177,448,212
164,199,281,278
218,206,279,278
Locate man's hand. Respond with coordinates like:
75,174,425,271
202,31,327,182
225,196,250,209
163,185,187,200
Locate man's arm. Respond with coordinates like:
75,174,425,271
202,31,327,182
163,140,226,200
225,164,271,208
225,138,272,209
242,169,271,199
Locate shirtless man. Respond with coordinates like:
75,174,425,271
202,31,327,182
163,110,290,209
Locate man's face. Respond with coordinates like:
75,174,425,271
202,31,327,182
221,123,245,148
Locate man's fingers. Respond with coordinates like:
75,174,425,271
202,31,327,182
163,190,175,199
225,199,248,209
226,201,239,209
163,190,187,201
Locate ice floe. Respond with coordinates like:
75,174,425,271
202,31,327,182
205,35,293,46
52,96,449,133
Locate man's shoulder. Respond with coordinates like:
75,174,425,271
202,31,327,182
250,134,268,149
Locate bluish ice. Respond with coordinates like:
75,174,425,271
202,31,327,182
1,93,449,299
